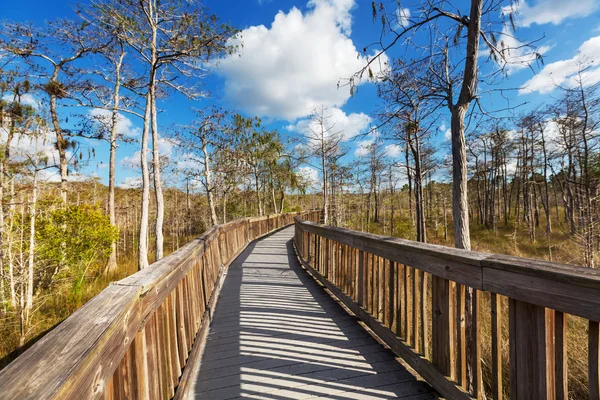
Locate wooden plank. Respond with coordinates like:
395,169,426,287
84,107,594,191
490,293,502,400
456,283,467,388
470,289,482,399
299,221,485,289
432,276,455,377
388,260,395,330
421,270,428,358
483,255,600,322
509,298,555,400
590,321,600,400
405,265,411,346
413,266,419,352
554,311,567,400
295,242,469,400
358,250,365,307
0,285,141,400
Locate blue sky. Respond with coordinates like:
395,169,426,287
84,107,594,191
2,0,600,188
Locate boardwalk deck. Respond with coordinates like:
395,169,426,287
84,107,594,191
183,227,438,399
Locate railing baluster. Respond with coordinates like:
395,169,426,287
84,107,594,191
432,276,455,377
388,260,395,330
456,283,467,388
590,320,600,399
554,311,567,400
509,298,555,400
490,292,502,400
405,265,411,346
420,270,428,358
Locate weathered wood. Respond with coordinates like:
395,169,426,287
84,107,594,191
590,320,600,400
456,283,467,388
470,289,482,399
190,228,437,400
296,242,469,400
0,284,141,400
299,221,486,289
554,311,567,400
0,211,317,400
483,255,600,322
490,293,502,400
509,299,555,400
432,276,455,377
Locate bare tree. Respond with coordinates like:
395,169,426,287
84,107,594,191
95,0,236,268
303,106,345,225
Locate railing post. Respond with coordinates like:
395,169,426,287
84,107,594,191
432,276,455,378
324,238,329,278
358,251,364,307
509,298,556,400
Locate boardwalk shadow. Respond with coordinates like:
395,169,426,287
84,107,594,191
188,227,437,399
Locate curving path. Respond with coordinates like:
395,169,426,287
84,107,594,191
184,227,438,399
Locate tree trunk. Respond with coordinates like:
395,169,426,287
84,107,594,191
202,138,218,225
105,50,125,275
49,68,69,204
138,89,152,270
450,105,471,250
151,80,164,261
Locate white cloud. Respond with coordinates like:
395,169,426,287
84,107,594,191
502,0,599,27
217,0,387,120
385,144,402,157
489,27,552,75
88,108,141,138
438,122,451,141
520,36,600,94
287,107,371,142
396,8,411,28
297,166,320,189
121,137,178,169
0,123,58,164
355,139,373,157
119,176,142,189
1,93,41,110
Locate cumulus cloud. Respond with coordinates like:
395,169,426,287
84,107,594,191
520,36,600,94
1,93,41,110
88,108,141,138
119,176,142,189
286,107,371,143
487,27,553,75
217,0,387,120
438,122,452,141
385,144,402,157
355,139,374,157
396,8,411,28
502,0,599,27
121,138,178,169
0,123,59,164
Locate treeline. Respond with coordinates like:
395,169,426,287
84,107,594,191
316,74,600,269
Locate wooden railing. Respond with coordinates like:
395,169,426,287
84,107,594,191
294,218,600,400
0,210,321,400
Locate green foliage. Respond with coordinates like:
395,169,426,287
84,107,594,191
35,204,118,297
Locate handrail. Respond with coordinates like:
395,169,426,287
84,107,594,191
294,218,600,400
0,210,321,400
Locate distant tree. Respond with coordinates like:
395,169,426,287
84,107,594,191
303,106,345,225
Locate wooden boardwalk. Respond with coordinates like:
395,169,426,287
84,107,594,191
183,227,438,399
